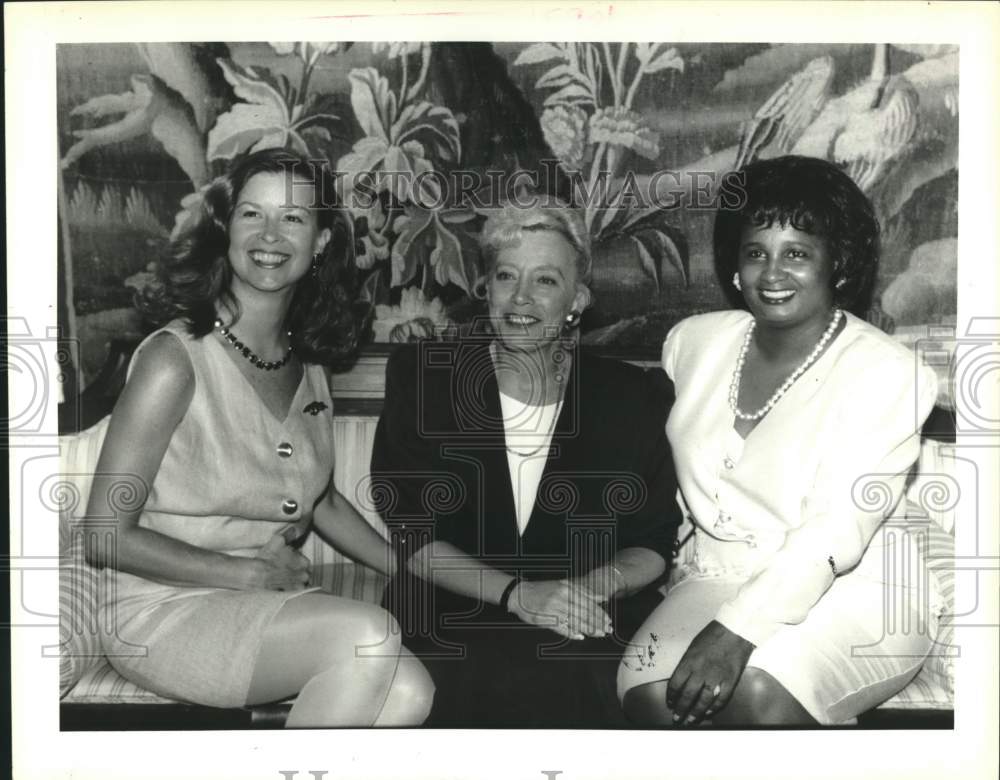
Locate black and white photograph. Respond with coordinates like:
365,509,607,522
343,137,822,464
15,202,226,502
6,2,999,780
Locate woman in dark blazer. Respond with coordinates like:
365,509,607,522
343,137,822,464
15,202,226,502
370,195,681,727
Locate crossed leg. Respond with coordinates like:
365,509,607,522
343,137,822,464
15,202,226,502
246,592,434,728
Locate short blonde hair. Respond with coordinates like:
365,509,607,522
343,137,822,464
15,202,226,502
479,195,592,286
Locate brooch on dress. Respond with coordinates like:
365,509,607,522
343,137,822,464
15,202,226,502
302,401,328,416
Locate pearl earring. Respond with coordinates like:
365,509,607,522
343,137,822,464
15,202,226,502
732,272,742,291
565,311,580,327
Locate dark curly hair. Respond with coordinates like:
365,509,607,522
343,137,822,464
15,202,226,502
141,148,359,366
714,155,880,316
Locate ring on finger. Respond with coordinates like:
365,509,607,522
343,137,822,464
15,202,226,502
712,684,722,697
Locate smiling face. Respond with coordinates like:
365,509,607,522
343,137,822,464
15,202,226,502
486,229,589,352
737,221,836,332
227,171,331,298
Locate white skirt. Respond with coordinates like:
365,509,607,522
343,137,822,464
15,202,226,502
617,567,940,724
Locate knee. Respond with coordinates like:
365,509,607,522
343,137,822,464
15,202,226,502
341,603,402,657
727,668,814,725
734,670,774,722
389,656,435,725
621,680,673,727
302,600,402,678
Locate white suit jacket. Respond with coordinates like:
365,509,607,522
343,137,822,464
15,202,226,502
662,310,938,646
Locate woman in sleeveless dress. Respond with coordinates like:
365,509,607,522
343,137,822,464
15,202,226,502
83,149,433,727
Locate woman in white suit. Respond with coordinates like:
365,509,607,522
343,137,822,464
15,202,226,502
617,155,942,726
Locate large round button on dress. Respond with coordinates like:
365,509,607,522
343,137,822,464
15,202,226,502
277,442,293,458
281,499,298,515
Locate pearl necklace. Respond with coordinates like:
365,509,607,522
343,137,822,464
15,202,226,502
729,309,843,421
214,318,293,371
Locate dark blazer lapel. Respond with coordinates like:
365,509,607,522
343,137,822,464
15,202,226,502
520,348,590,557
447,342,519,553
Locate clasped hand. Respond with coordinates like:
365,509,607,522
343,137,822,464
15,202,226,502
507,579,612,640
249,524,311,591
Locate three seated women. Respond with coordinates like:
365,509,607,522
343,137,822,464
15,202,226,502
86,148,940,727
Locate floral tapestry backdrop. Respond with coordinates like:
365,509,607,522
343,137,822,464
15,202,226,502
58,42,958,383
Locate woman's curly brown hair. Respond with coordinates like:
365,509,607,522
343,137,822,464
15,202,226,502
140,148,359,366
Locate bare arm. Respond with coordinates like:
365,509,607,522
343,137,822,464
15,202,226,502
310,487,398,579
577,546,667,601
406,540,611,640
83,332,306,591
406,540,517,606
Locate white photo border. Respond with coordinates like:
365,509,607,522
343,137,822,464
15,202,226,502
7,2,999,779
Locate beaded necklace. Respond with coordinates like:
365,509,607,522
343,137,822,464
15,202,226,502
490,341,567,457
501,397,563,457
729,308,843,421
214,318,293,371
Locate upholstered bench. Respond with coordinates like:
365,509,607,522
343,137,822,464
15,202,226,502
859,434,957,726
59,412,956,729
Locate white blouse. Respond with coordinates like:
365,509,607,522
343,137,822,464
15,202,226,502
662,310,939,647
498,390,563,536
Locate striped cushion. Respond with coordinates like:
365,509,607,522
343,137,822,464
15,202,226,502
311,561,388,605
63,661,177,704
58,418,111,698
912,511,955,697
875,500,954,709
877,668,953,710
59,542,105,698
305,415,389,607
896,438,957,703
